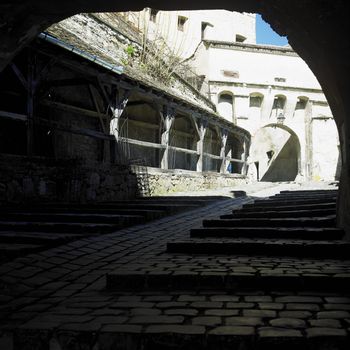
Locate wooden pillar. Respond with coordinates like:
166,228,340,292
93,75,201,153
305,100,313,180
160,105,175,169
110,88,130,140
241,136,250,175
220,128,228,173
196,119,208,172
110,87,130,163
27,50,35,156
88,84,111,163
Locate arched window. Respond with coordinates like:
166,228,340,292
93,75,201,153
218,93,234,121
249,93,263,108
296,96,308,110
294,96,309,119
271,95,286,119
249,93,264,121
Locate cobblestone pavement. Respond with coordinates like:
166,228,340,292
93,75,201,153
1,181,349,350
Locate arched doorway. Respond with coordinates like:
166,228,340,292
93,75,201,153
249,123,301,182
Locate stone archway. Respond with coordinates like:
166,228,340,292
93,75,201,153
249,124,301,182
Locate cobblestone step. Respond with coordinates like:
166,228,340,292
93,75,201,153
108,196,231,203
221,208,336,219
272,193,337,200
245,198,336,207
279,189,338,195
10,202,200,214
166,240,350,258
0,230,81,244
1,207,166,220
190,227,343,240
0,220,140,233
0,242,43,259
106,269,350,292
0,212,147,224
202,216,336,228
240,202,336,212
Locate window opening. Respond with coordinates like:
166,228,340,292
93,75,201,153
178,16,187,31
150,9,158,23
236,34,246,43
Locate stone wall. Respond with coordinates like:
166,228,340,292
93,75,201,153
135,167,248,196
0,154,248,203
0,154,138,203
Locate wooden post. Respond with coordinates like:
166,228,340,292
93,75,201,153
220,128,228,173
27,50,35,156
196,119,208,172
305,100,313,180
110,87,130,163
88,84,110,163
110,88,130,140
241,136,250,175
160,105,175,169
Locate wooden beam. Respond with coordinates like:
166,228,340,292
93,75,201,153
10,63,28,90
203,152,222,160
41,100,106,119
88,84,106,133
126,101,149,107
0,110,27,122
226,157,245,163
37,117,112,140
169,146,198,155
44,78,89,87
171,129,196,139
127,119,159,130
118,137,165,149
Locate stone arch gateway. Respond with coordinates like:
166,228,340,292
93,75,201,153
1,0,350,235
249,124,301,182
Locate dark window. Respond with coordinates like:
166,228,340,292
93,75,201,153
296,97,308,110
150,9,158,23
273,96,286,109
178,16,187,31
222,70,239,78
236,34,246,43
219,93,233,104
250,95,263,107
274,77,286,82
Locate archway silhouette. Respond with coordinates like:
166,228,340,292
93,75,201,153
250,123,301,182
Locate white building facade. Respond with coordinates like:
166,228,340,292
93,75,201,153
122,8,340,182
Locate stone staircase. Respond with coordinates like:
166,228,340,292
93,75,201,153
0,196,226,262
108,189,347,291
104,188,350,349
